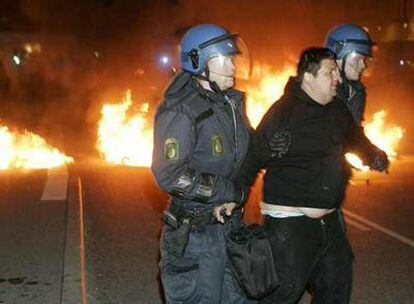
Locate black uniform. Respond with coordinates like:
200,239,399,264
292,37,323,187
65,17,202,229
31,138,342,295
336,80,367,125
238,77,384,304
151,72,254,303
336,78,371,234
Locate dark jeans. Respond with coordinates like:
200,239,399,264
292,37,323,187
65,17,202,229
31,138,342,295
260,210,353,304
160,221,257,304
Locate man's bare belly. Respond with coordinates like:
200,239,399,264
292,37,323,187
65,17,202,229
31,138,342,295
261,202,336,218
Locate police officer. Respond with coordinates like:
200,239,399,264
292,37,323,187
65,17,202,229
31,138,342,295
325,24,389,233
151,24,254,303
325,24,373,125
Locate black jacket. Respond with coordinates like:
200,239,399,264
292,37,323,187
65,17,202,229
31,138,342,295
337,80,366,125
238,77,382,209
151,72,251,210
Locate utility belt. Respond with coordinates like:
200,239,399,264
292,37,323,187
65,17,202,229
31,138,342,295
162,203,218,233
161,203,222,258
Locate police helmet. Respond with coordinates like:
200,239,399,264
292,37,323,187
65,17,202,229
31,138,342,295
325,24,374,59
180,24,240,75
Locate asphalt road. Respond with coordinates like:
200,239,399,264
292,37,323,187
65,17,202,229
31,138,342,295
0,157,413,303
0,170,65,304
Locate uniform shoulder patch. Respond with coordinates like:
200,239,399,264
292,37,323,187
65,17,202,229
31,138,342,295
212,134,224,156
164,138,179,160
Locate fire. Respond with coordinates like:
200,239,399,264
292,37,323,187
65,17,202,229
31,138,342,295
97,90,153,167
0,122,73,170
346,110,404,171
96,64,403,173
243,63,295,128
345,153,370,172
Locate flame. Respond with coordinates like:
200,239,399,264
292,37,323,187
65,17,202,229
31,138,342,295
345,153,370,172
346,110,404,171
243,63,295,128
97,90,153,167
96,64,403,173
0,122,73,170
96,64,295,168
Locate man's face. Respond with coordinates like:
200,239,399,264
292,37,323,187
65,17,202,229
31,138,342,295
342,52,368,81
207,55,235,91
308,59,339,105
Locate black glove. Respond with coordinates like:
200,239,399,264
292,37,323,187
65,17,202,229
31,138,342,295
370,151,389,172
269,130,292,158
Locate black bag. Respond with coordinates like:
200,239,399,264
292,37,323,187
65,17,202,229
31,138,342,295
227,224,279,299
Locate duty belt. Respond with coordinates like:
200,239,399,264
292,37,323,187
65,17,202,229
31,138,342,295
164,203,218,232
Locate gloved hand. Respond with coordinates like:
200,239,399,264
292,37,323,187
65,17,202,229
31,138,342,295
370,150,389,173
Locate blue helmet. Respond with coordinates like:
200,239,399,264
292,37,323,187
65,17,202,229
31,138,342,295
325,24,374,59
180,24,240,75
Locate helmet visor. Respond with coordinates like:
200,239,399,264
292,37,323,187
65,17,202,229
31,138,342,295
233,36,251,80
346,51,373,69
204,35,251,80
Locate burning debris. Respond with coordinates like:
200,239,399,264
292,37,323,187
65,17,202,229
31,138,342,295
0,121,73,170
96,90,153,167
346,110,404,171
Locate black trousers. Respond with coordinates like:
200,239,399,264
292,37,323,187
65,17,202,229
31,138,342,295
160,221,256,303
260,210,353,304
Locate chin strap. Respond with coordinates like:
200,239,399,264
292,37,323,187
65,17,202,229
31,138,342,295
340,53,349,83
196,66,225,94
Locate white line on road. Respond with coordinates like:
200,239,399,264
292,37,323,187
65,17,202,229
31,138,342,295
343,209,414,248
61,177,88,304
344,217,371,231
41,165,69,201
78,177,88,304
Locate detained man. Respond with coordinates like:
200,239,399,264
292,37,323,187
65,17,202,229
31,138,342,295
237,47,389,304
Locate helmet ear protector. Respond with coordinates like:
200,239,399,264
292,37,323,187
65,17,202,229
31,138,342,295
188,49,199,69
187,33,237,70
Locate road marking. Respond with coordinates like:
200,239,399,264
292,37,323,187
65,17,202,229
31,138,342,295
343,209,414,248
344,217,371,231
78,177,88,304
41,166,69,201
61,177,88,304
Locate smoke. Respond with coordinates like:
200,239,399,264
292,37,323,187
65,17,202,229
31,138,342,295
0,0,412,157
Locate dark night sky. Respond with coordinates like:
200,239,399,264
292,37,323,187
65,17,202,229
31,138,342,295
0,0,411,73
0,0,411,67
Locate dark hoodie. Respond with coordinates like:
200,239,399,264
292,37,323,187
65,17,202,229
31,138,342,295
238,77,381,209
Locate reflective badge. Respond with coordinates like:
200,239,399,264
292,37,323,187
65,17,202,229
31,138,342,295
164,138,179,160
212,134,224,156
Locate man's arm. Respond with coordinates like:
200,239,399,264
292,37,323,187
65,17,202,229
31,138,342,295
151,109,245,204
237,100,291,187
344,115,389,172
237,131,271,187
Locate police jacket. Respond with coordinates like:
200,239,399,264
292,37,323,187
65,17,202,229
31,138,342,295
238,77,382,209
151,72,251,210
337,80,366,125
